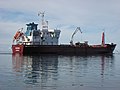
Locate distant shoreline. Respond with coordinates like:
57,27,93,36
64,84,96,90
0,52,12,55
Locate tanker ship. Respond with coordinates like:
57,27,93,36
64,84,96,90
12,12,116,55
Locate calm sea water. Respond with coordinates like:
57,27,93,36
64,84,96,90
0,54,120,90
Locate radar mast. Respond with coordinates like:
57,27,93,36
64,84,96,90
38,11,48,30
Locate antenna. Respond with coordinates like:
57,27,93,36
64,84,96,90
38,11,45,24
38,11,45,26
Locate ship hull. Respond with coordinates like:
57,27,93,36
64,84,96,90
12,44,116,55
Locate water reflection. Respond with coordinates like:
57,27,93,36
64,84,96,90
12,54,58,86
12,54,115,89
12,54,24,72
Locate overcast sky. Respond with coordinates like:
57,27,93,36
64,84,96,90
0,0,120,52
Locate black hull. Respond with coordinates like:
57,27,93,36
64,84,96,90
22,44,116,55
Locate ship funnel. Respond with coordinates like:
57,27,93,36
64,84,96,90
101,32,105,46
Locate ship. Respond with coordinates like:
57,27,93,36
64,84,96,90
12,12,116,55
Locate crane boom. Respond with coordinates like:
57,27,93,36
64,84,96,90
70,27,82,45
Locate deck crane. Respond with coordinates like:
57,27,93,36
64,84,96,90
70,27,82,45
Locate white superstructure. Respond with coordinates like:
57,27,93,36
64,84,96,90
13,12,61,45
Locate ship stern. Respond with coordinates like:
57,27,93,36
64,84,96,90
12,44,24,54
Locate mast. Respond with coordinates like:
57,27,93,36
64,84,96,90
101,32,105,46
38,11,48,30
